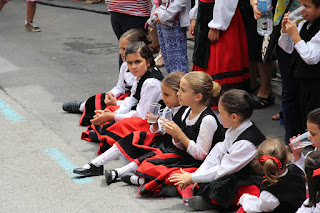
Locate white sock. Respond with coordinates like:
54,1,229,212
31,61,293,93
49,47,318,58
111,170,117,179
91,144,122,166
115,162,138,177
130,175,145,186
82,163,90,169
119,154,130,165
79,101,86,112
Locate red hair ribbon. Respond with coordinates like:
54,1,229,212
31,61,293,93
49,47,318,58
312,168,320,177
259,155,283,172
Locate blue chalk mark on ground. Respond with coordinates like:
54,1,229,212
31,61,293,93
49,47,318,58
43,148,93,184
0,98,24,122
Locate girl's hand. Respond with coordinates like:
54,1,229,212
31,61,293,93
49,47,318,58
159,117,170,129
90,111,115,125
289,135,303,162
163,121,183,139
281,13,290,33
208,28,220,43
169,168,193,186
252,2,261,20
94,109,104,116
284,19,301,43
152,12,163,25
104,108,112,113
144,21,151,29
189,19,196,38
104,93,117,106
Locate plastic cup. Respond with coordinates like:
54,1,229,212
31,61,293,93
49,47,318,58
147,103,161,123
290,131,313,150
288,5,306,22
160,108,172,121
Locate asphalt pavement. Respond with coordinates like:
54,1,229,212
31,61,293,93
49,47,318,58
0,1,284,212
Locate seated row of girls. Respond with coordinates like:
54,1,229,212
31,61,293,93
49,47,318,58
61,29,158,127
113,89,267,210
164,89,267,211
118,71,224,197
80,41,166,155
73,71,224,187
73,71,186,176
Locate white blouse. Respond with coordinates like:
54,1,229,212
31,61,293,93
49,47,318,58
278,20,320,65
114,77,162,121
296,198,320,213
189,0,238,31
108,62,135,98
191,119,257,183
172,107,218,161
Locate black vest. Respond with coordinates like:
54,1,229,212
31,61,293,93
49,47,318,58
231,124,266,181
150,107,224,168
195,123,266,208
133,67,164,101
261,164,306,213
291,18,320,79
176,107,225,167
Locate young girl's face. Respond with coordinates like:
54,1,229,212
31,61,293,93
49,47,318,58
300,0,320,22
161,83,180,108
218,101,233,129
177,78,198,106
126,53,150,78
307,121,320,148
119,38,131,61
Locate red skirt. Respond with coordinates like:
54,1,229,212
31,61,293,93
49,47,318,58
82,116,153,155
115,131,162,165
136,153,199,198
193,8,250,108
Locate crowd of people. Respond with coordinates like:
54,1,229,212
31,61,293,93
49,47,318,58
60,0,320,211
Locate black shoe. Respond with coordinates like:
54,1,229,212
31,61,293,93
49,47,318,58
160,185,178,197
188,196,215,211
88,130,100,142
62,100,83,113
73,163,103,176
105,170,118,185
121,172,135,185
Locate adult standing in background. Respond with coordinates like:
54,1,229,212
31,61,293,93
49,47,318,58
104,0,150,66
0,0,41,32
239,0,277,109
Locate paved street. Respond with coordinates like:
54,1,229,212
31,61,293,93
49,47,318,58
0,1,284,212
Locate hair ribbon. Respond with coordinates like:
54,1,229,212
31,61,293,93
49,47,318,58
312,168,320,177
259,155,283,172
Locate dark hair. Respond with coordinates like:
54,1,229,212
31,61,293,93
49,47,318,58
162,72,185,92
182,71,221,106
120,29,151,45
219,89,254,121
254,138,290,185
307,108,320,129
125,41,155,72
304,151,320,207
311,0,320,8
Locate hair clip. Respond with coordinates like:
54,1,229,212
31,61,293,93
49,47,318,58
259,155,283,172
312,168,320,177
